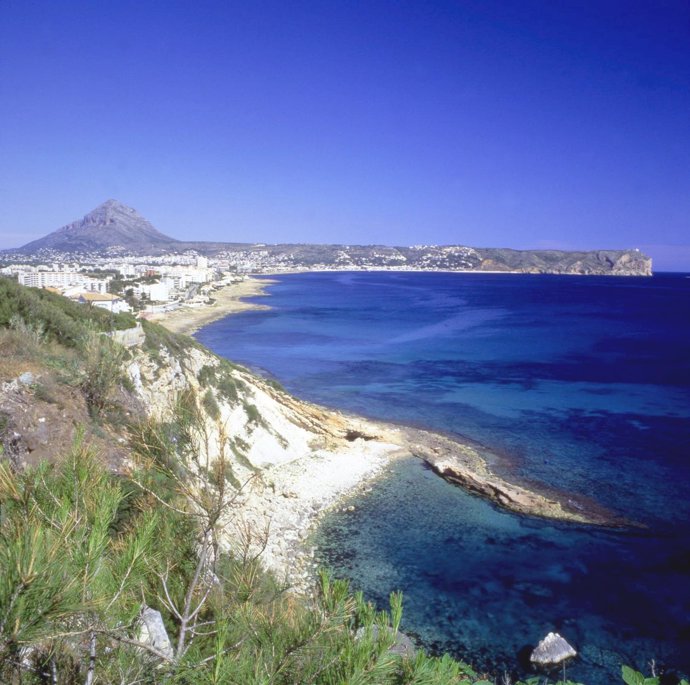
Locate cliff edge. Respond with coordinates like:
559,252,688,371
0,278,624,596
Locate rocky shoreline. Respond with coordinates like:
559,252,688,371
216,387,626,595
147,276,626,594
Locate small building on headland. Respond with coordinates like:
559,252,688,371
76,292,132,314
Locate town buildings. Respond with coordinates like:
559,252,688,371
0,254,225,314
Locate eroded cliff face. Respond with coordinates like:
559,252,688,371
123,336,628,592
476,248,652,276
2,326,624,595
0,328,399,591
127,344,363,478
125,341,403,591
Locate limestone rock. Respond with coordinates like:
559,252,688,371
138,606,173,660
530,632,577,665
19,199,181,255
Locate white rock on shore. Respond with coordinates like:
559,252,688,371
530,632,577,665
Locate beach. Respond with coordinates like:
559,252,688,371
221,398,614,596
149,276,274,335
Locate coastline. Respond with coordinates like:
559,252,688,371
146,267,654,336
147,276,274,335
228,390,626,595
150,271,627,592
144,270,542,337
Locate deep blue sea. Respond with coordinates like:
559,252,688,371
196,272,690,683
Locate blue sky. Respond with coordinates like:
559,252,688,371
1,0,688,269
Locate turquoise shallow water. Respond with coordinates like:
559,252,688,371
196,271,690,683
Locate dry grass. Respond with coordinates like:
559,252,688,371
0,329,80,383
0,329,44,380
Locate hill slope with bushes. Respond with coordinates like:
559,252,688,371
0,278,682,684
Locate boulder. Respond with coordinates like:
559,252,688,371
18,372,34,386
137,606,174,660
530,632,577,665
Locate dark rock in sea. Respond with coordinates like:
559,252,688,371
517,644,536,670
659,671,683,685
345,429,375,442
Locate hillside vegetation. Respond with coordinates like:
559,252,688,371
0,277,136,344
0,279,682,684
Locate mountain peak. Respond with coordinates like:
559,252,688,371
96,198,138,211
96,198,128,212
81,199,145,226
19,201,181,255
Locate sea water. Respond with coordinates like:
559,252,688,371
196,272,690,683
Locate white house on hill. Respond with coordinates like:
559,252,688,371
77,292,132,314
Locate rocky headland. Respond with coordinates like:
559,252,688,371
1,300,624,598
126,341,626,592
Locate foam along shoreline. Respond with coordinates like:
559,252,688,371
148,276,274,335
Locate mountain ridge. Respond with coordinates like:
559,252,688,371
13,200,652,275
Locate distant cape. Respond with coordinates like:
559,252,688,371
14,200,652,276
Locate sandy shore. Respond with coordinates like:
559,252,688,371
231,421,409,593
149,276,274,335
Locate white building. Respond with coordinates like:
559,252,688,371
77,292,132,314
136,281,171,302
17,271,110,293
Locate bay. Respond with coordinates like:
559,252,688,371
196,271,690,683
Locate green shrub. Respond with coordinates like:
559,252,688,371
202,389,221,420
141,319,201,359
244,402,261,425
621,665,689,685
264,376,286,393
80,330,128,414
197,364,216,387
0,277,136,347
197,362,243,404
